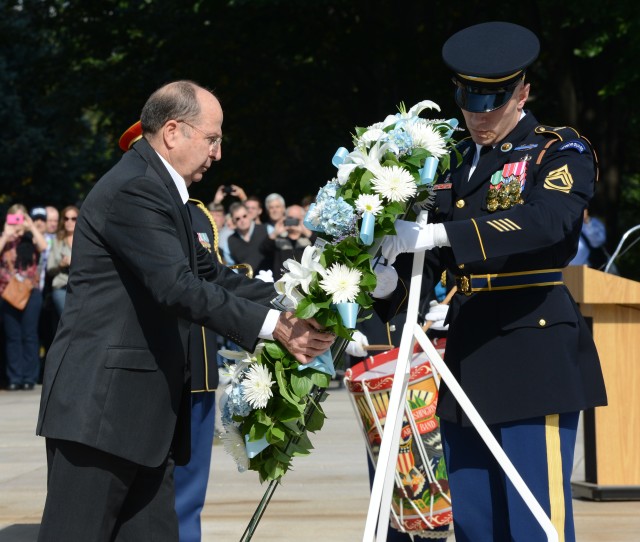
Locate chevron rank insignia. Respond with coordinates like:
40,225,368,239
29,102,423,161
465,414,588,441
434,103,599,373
544,165,574,193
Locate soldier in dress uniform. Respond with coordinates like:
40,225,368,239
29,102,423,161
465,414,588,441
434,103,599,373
120,122,222,542
378,22,607,542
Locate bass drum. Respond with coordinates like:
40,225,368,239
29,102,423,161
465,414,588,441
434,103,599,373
345,341,452,538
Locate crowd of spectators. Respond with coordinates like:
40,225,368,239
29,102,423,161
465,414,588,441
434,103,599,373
205,185,316,280
0,189,315,390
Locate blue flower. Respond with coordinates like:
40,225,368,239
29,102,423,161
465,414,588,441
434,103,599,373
225,384,252,420
388,128,413,155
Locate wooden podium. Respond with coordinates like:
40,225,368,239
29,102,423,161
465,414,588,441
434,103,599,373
564,266,640,500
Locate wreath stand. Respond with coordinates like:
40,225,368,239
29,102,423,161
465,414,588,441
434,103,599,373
363,211,559,542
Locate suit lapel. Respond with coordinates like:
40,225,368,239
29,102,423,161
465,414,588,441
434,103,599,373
132,139,196,268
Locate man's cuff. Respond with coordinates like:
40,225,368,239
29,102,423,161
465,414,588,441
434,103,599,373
258,309,281,340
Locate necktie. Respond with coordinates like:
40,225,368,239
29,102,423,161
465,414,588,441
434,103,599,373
468,145,491,181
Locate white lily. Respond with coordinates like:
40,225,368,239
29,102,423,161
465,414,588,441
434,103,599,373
279,246,325,296
408,100,441,117
273,280,306,309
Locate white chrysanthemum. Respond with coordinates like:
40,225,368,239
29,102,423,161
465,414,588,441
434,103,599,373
220,424,250,472
242,364,275,409
319,263,362,304
371,166,417,202
404,121,447,158
355,194,384,216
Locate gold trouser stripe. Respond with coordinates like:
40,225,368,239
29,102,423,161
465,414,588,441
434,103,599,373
470,218,487,260
545,414,565,542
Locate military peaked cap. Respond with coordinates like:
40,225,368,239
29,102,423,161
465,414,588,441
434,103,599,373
442,21,540,113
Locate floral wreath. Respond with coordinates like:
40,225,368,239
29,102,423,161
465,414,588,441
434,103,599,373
219,100,458,482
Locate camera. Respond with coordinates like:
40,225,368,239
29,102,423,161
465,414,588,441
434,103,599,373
283,217,300,227
223,185,234,195
6,213,24,225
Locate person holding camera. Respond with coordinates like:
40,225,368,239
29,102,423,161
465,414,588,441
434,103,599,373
211,183,247,206
0,204,48,390
271,205,316,281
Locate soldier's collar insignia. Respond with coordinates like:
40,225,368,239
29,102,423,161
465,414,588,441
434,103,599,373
500,142,513,152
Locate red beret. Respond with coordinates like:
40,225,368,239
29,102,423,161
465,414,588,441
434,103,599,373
118,120,143,152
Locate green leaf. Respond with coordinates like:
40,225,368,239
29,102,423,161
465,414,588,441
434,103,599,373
267,424,286,443
273,401,305,422
290,371,315,397
265,341,286,360
274,360,301,404
305,405,326,432
295,297,319,319
307,371,332,389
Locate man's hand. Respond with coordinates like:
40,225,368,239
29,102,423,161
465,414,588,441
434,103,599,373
273,312,335,364
380,219,449,265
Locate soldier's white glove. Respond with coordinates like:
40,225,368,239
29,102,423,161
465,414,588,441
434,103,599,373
425,300,449,331
371,263,398,299
255,269,274,282
381,219,450,265
345,330,369,358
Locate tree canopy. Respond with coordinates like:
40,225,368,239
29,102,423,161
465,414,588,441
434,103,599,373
2,0,639,276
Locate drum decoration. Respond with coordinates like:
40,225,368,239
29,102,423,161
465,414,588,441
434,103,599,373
345,343,453,538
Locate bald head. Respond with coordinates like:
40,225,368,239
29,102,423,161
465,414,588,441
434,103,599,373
140,80,223,185
141,81,204,136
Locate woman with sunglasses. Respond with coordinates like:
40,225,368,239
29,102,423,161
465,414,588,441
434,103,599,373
47,206,79,316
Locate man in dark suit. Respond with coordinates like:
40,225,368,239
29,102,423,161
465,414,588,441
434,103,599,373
36,80,333,542
379,23,607,542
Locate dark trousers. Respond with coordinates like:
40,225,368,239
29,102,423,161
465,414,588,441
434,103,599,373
440,412,579,542
1,289,42,385
174,392,216,542
39,438,178,542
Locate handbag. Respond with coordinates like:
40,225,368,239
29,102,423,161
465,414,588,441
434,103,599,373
1,274,34,310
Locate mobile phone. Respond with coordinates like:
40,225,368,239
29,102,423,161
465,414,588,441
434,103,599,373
284,217,300,226
6,213,24,225
223,185,234,195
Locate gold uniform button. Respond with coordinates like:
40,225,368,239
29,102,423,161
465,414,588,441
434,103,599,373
458,263,465,269
455,199,465,208
538,319,547,327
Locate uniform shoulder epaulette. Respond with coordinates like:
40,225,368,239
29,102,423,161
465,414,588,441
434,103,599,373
533,125,599,181
534,124,583,142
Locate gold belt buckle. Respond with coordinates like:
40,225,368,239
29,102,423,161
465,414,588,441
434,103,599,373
457,275,472,296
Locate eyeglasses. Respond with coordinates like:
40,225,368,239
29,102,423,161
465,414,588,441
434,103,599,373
233,214,248,223
178,120,223,150
64,216,77,222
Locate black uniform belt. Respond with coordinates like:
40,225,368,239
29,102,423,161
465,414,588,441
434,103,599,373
455,269,564,295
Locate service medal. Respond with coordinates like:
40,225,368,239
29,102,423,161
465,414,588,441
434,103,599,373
484,161,528,212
